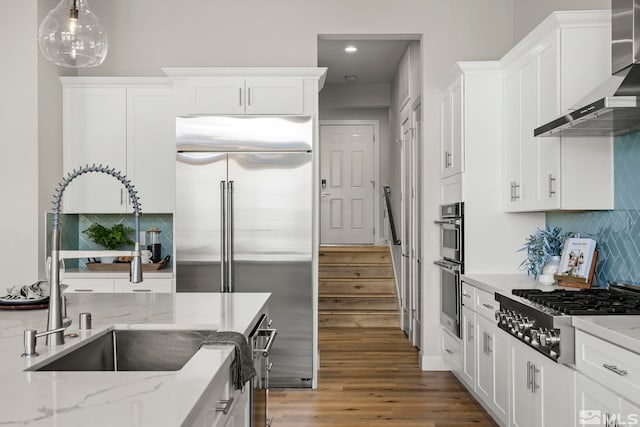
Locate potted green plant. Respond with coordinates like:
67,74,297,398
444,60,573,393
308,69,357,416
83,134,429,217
82,223,135,264
519,226,573,280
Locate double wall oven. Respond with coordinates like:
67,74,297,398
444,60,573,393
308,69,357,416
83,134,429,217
434,202,464,338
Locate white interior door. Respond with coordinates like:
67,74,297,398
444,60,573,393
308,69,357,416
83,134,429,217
320,124,375,244
400,114,411,334
410,105,422,348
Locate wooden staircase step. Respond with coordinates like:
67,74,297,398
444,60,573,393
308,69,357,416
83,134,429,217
319,246,389,253
320,279,396,295
319,311,400,328
319,296,398,311
319,251,391,265
319,265,394,279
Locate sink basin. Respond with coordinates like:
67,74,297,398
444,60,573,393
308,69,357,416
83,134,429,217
32,329,217,372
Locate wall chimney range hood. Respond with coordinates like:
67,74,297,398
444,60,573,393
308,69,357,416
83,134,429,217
534,0,640,137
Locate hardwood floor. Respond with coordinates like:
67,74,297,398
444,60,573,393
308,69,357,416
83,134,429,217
270,327,499,427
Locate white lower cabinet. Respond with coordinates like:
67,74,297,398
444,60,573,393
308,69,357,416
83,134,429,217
509,337,574,427
476,314,508,425
461,305,476,389
63,277,173,293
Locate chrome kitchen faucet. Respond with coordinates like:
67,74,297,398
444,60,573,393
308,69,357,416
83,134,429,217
45,165,143,347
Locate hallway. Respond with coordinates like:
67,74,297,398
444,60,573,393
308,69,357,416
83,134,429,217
269,327,498,426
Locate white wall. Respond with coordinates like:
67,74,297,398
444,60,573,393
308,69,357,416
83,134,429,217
320,83,391,109
513,0,609,43
0,1,39,285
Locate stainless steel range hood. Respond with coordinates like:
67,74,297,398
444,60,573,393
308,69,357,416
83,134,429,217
535,0,640,137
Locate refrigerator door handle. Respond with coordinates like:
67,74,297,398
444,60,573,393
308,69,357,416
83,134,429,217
220,180,227,292
227,180,234,292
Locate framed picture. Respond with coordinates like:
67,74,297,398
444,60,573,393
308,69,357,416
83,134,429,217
555,238,598,288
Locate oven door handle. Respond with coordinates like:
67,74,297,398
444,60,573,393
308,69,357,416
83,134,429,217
253,328,278,357
434,260,460,271
434,219,458,225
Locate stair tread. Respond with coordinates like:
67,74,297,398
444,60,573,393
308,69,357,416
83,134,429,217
320,246,389,253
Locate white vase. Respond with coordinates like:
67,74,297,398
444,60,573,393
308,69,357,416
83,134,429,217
539,255,561,286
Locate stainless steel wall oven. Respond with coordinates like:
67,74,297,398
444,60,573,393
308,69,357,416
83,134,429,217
435,202,464,338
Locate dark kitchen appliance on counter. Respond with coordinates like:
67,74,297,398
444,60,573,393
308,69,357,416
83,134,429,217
435,202,464,338
175,116,313,391
495,282,640,364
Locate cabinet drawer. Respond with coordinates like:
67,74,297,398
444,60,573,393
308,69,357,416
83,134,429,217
474,288,498,321
62,279,114,293
114,278,173,293
461,282,475,307
576,330,640,406
441,328,462,373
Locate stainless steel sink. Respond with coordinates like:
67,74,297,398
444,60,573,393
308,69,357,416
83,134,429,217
32,329,217,371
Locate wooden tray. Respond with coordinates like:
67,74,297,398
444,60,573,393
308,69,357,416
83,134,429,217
86,258,168,272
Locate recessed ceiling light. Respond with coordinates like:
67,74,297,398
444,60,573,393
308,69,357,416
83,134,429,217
344,75,358,81
344,46,358,53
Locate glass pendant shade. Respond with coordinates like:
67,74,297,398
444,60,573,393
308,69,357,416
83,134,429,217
38,0,108,68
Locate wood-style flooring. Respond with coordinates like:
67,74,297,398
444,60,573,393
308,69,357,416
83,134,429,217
270,327,498,427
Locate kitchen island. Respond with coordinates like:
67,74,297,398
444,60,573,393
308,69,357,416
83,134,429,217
0,292,270,426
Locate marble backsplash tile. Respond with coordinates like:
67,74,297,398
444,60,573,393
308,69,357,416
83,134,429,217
547,132,640,287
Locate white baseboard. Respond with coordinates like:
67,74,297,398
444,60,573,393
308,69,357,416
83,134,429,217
420,355,450,371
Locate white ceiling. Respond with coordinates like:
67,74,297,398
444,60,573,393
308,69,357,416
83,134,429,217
318,39,410,85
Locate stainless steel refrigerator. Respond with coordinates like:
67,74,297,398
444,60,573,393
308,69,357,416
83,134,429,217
175,115,313,388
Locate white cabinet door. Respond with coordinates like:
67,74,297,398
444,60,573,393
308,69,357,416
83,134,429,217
502,66,522,211
244,78,303,115
492,324,509,424
576,372,620,427
62,87,127,213
540,352,574,427
439,87,452,179
440,75,463,179
535,32,561,210
126,87,176,213
185,78,245,115
461,305,476,389
519,56,538,212
475,314,493,405
510,339,541,427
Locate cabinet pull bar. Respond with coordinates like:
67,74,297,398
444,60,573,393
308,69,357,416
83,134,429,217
216,397,234,415
482,303,494,310
239,88,242,106
548,174,556,197
444,348,453,354
603,364,628,376
487,334,492,354
531,364,539,393
132,289,151,292
120,188,124,205
74,289,94,292
248,87,251,106
526,361,531,389
467,322,473,342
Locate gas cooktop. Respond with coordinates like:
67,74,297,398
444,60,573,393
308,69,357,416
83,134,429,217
511,287,640,315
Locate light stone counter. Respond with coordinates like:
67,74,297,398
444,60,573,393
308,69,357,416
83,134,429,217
573,315,640,355
461,273,555,295
0,292,270,426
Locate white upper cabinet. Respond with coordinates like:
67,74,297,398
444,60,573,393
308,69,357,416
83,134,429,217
164,68,326,116
61,78,176,214
439,74,464,179
501,11,613,212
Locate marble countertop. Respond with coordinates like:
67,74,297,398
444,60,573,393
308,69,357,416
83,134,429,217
461,273,557,294
573,315,640,355
0,292,270,426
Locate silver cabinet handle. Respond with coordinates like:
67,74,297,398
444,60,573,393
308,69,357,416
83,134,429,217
239,88,242,106
462,292,472,300
603,364,628,376
216,397,234,415
482,303,494,310
220,181,227,292
483,332,488,355
487,334,492,354
227,181,234,292
527,361,531,390
120,188,124,205
253,328,278,357
132,289,151,292
513,182,520,200
74,289,94,292
444,348,453,354
531,364,539,393
467,322,473,342
247,87,251,106
548,174,556,197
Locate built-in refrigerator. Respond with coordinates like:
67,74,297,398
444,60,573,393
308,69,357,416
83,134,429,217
175,115,313,388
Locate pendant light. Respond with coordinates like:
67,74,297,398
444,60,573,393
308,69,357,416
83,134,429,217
38,0,108,68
